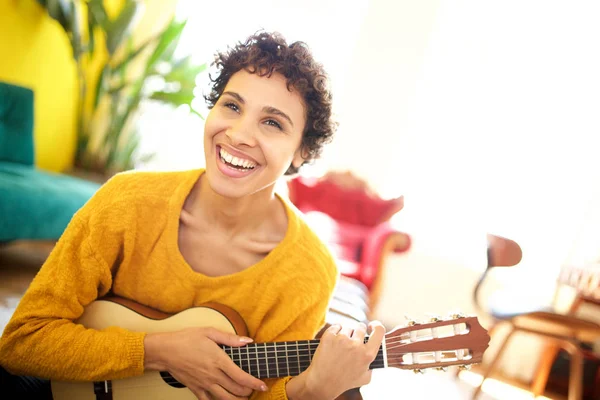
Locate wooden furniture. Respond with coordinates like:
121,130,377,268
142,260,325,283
471,238,600,400
529,263,600,399
557,263,600,305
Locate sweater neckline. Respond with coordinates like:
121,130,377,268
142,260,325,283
167,169,300,283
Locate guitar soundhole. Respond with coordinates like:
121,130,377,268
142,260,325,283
160,371,186,388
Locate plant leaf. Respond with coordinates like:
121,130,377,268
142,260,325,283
69,0,84,59
87,0,109,31
105,0,145,55
111,35,158,73
162,57,207,85
92,66,110,111
38,0,72,31
146,18,187,69
149,90,195,107
87,4,96,54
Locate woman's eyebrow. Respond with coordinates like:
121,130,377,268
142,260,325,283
262,106,294,127
222,91,245,103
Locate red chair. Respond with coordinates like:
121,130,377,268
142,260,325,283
287,171,411,317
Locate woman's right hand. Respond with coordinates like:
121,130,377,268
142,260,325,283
144,327,268,400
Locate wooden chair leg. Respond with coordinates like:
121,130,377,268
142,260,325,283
530,342,561,396
595,364,600,400
472,327,516,400
562,341,584,400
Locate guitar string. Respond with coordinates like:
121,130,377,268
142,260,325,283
217,336,464,353
156,341,468,386
156,339,468,383
93,334,469,387
156,342,469,386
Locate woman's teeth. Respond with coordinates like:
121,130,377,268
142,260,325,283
219,148,256,169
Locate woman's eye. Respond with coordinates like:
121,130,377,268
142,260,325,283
224,102,239,112
265,119,283,130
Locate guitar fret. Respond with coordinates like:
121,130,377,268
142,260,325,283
264,343,270,378
275,343,280,377
254,345,260,378
296,341,301,374
285,342,290,376
246,345,251,376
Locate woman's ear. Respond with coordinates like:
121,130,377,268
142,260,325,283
292,145,308,169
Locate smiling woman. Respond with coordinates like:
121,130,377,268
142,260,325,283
0,31,386,400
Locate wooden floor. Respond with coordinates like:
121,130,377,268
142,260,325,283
0,242,558,399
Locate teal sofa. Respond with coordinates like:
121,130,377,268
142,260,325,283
0,81,101,242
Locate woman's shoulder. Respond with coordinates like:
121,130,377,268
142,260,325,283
94,169,198,202
77,169,202,221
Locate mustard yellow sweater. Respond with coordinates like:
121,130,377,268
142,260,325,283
0,169,338,400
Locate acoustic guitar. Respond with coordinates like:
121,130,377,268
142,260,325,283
51,297,490,400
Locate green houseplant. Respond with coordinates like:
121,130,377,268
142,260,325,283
37,0,206,176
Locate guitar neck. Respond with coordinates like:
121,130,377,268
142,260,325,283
221,339,385,379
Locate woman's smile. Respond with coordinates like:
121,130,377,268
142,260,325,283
215,145,261,179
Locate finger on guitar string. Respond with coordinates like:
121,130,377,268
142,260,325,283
203,327,254,347
351,323,367,342
366,321,386,358
215,370,253,397
198,327,267,393
324,324,342,336
221,358,267,394
337,325,354,338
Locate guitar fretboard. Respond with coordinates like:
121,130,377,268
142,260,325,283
221,339,385,379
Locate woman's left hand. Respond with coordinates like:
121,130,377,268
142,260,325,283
301,321,386,399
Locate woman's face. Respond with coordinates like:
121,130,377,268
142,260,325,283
203,70,306,199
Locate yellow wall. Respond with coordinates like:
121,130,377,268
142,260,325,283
0,0,78,172
0,0,177,173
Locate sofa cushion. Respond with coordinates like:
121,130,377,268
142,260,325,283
0,162,100,241
0,82,34,165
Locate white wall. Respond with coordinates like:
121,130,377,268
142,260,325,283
343,0,600,383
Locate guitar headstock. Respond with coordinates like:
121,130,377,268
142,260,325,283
383,313,490,372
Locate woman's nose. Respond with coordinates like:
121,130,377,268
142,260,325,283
226,117,257,147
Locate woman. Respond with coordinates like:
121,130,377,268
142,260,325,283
0,31,384,400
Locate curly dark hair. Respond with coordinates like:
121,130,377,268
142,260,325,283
205,31,337,175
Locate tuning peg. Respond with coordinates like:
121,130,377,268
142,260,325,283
450,311,466,319
404,315,419,326
434,367,448,372
412,369,425,374
458,364,472,371
428,316,441,323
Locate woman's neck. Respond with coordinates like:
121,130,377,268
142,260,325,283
188,176,280,237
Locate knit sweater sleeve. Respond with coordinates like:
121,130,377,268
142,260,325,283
0,182,146,381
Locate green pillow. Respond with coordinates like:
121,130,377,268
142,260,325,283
0,81,35,165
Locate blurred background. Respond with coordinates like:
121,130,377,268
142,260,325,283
1,0,600,398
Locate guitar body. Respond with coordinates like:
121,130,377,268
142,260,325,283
51,298,245,400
